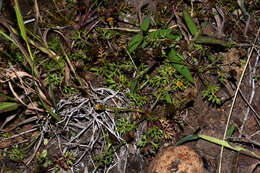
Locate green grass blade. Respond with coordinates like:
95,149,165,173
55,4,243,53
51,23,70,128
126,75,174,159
140,15,151,32
0,102,20,113
0,94,18,102
175,134,199,145
0,29,18,46
13,0,37,76
226,124,236,138
165,91,172,103
13,0,28,42
183,9,198,36
198,134,260,159
195,36,226,46
130,80,137,94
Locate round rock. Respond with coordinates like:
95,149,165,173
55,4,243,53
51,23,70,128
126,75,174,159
147,145,204,173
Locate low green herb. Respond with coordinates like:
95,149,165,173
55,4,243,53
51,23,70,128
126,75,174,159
138,126,163,154
202,84,221,105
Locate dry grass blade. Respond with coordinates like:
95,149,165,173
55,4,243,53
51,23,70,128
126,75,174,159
8,81,28,108
34,0,41,24
25,130,44,165
1,116,38,132
1,128,39,142
64,63,70,85
60,43,82,86
237,0,251,35
0,113,18,130
212,7,225,37
102,25,178,33
173,7,189,44
43,28,51,48
5,68,51,111
8,81,44,112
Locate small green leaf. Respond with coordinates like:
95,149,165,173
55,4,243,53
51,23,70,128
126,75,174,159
175,134,199,145
183,9,198,36
195,36,226,46
127,34,143,53
168,49,194,83
43,138,49,146
0,102,20,113
41,149,47,158
130,80,137,94
165,92,172,103
49,84,57,110
0,94,18,102
226,124,236,138
140,15,151,32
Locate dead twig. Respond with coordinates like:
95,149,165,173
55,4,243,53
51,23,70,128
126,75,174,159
101,25,178,33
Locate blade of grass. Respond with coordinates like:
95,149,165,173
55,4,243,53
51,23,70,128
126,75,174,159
183,9,198,36
60,43,82,86
175,134,199,145
0,102,21,113
13,0,39,78
195,36,226,46
226,124,236,138
130,80,137,94
13,0,27,42
140,15,151,32
198,134,260,159
0,29,18,46
0,94,18,102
